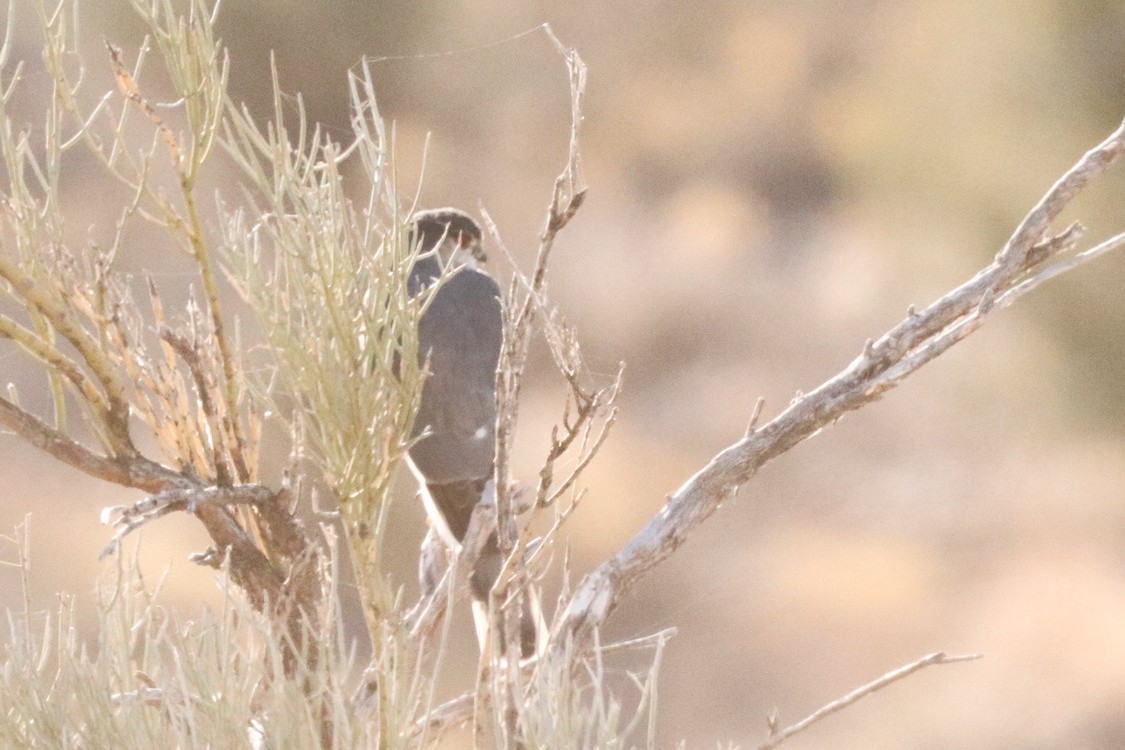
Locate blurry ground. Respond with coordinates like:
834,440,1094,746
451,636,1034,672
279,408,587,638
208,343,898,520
5,1,1125,747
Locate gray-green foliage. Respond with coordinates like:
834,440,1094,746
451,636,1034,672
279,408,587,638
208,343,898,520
0,523,373,749
0,0,662,746
220,57,428,632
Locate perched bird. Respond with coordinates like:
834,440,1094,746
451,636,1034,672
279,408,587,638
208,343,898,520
405,207,540,656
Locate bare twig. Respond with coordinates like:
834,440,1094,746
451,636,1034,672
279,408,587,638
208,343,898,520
161,326,234,487
758,652,983,749
551,115,1125,660
465,28,602,706
539,377,621,510
492,23,588,560
404,500,497,640
745,396,766,437
98,482,283,557
111,39,250,485
0,253,135,455
0,396,182,493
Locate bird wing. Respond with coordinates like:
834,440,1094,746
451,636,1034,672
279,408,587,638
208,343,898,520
409,268,503,485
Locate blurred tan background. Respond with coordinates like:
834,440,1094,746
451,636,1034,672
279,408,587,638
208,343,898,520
5,1,1125,747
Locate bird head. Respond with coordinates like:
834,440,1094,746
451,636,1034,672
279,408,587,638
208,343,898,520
410,208,486,270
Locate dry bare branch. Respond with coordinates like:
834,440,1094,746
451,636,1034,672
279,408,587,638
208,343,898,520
551,116,1125,660
758,651,983,749
0,396,182,492
492,25,588,562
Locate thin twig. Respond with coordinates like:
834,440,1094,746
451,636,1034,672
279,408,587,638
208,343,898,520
161,327,234,486
758,652,982,749
492,26,588,560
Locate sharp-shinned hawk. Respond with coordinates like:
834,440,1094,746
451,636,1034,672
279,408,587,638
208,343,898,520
405,207,540,657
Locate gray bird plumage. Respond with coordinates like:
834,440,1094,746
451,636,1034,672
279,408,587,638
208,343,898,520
406,209,500,547
405,208,541,657
409,271,501,490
